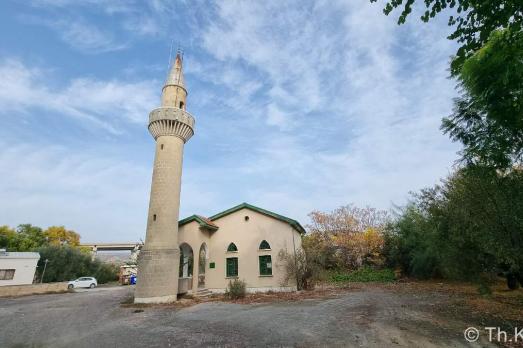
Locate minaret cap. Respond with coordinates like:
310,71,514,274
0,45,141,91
164,53,185,91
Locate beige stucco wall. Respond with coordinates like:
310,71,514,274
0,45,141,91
0,282,68,297
0,256,39,286
178,208,303,293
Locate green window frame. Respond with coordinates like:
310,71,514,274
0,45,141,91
259,255,272,276
227,243,238,252
259,240,271,250
226,257,238,277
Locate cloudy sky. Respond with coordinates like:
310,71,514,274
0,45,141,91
0,0,460,242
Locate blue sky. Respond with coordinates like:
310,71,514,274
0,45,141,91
0,0,460,242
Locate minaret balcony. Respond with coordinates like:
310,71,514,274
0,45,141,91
148,107,195,142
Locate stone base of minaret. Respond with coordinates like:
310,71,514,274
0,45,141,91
134,248,180,304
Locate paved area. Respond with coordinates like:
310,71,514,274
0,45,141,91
0,286,494,347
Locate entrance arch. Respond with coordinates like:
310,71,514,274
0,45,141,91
179,243,194,278
198,243,207,288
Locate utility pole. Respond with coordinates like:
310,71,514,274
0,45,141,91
40,259,49,284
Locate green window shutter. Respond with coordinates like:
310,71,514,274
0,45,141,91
227,243,238,252
226,257,238,277
259,255,272,276
259,240,271,250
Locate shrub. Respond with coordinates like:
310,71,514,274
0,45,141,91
225,279,246,300
330,267,396,283
278,249,322,290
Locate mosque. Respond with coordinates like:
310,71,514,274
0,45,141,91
134,54,304,303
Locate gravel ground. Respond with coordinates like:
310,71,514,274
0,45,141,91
0,285,496,347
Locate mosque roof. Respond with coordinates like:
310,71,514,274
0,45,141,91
179,203,305,234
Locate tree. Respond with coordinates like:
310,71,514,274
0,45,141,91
371,0,523,73
307,205,389,269
44,226,80,247
308,205,389,236
383,205,444,278
36,245,118,284
0,224,82,251
385,166,523,286
12,224,48,251
0,226,16,249
442,29,523,168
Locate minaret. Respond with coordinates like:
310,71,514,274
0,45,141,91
135,53,195,303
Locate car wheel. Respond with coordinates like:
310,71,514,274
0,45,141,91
90,283,96,289
68,284,74,289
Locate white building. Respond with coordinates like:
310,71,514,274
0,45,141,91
0,249,40,286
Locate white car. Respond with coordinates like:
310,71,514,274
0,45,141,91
68,277,98,289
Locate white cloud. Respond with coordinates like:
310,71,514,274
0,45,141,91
1,0,465,237
27,0,187,50
266,103,291,130
19,11,129,53
0,59,158,134
0,142,150,242
188,0,461,220
56,20,128,53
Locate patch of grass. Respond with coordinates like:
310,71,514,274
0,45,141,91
330,268,396,283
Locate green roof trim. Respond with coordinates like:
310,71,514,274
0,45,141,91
178,215,219,230
209,202,306,234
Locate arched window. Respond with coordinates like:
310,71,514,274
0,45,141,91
179,101,184,109
227,242,238,252
259,240,271,250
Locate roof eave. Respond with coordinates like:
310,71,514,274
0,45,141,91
209,202,306,235
179,215,219,231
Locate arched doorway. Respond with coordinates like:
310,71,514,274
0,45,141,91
179,243,194,279
198,243,207,288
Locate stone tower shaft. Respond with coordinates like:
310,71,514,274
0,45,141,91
135,53,195,304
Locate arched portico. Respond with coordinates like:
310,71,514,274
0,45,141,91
179,243,193,293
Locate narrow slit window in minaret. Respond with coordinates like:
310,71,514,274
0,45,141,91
161,144,164,150
179,101,184,109
153,214,157,221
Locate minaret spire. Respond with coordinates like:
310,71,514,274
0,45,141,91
161,52,187,110
165,53,185,90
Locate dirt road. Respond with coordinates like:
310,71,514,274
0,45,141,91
0,285,497,347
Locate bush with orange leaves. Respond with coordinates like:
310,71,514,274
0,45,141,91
305,205,389,270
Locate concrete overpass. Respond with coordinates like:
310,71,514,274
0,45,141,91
80,243,143,261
